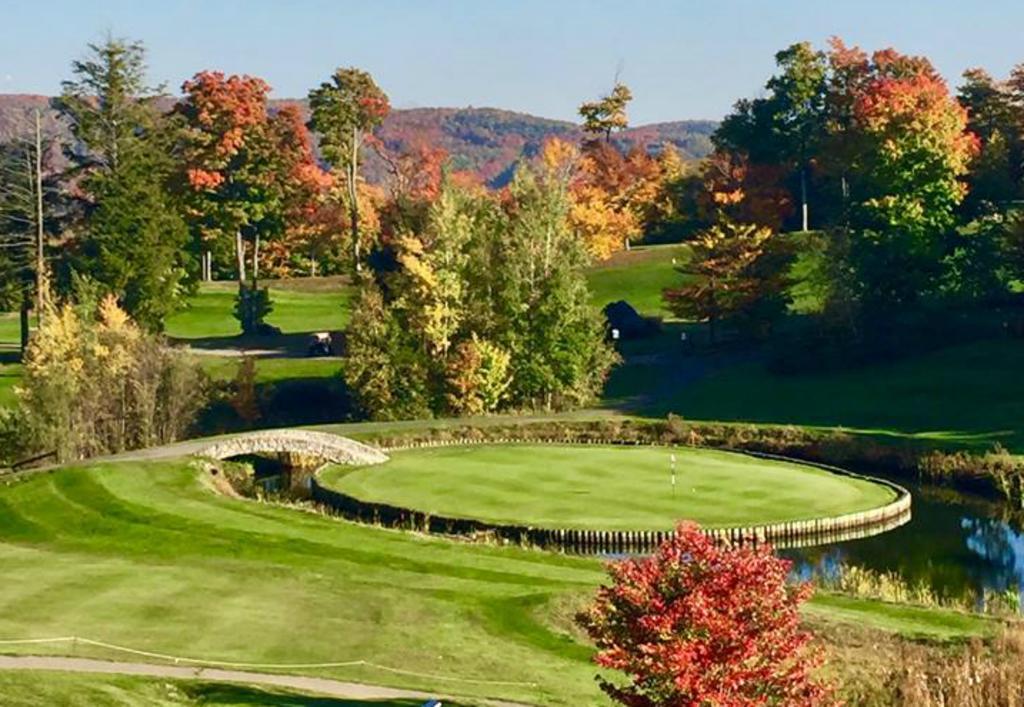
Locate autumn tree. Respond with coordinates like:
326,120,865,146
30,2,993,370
831,41,979,307
13,283,206,462
257,103,332,277
176,72,323,332
493,165,619,408
308,67,390,270
579,82,633,142
58,37,189,330
553,136,676,259
344,166,616,419
176,72,271,288
957,66,1024,213
576,523,834,707
664,219,791,343
697,151,794,231
716,42,827,231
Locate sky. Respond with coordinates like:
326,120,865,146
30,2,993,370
2,0,1023,124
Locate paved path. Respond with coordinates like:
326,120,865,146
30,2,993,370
0,655,529,706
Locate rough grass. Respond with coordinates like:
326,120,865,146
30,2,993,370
165,279,352,340
320,444,897,531
0,458,991,705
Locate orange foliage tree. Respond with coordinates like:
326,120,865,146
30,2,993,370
176,72,325,330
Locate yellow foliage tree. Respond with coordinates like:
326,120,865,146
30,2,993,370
569,184,641,260
15,293,207,461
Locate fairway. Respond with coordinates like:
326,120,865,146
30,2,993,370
165,279,352,340
320,444,897,531
0,449,988,705
586,244,689,318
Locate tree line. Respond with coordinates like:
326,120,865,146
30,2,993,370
660,38,1024,363
5,34,1024,433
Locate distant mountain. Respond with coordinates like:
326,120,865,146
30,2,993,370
0,95,717,187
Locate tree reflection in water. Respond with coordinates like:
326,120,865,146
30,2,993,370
787,479,1024,601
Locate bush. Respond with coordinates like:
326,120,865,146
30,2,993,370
919,445,1024,501
576,522,835,706
234,284,273,334
15,294,208,462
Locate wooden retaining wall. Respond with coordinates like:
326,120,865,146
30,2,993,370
310,438,912,553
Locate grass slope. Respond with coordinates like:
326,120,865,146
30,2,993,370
0,312,20,348
0,458,989,705
165,279,352,340
322,444,896,531
648,339,1024,451
586,244,688,318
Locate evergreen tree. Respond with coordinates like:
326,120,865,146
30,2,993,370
58,37,189,330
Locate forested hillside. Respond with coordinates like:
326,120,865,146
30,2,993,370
0,95,715,185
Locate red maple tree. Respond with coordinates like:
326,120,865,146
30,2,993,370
576,522,835,706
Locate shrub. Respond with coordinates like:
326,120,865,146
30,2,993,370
576,522,835,706
15,294,208,462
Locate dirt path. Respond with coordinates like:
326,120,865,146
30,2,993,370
0,655,529,706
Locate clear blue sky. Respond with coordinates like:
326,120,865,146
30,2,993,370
3,0,1022,124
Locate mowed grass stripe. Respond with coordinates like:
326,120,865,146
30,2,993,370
322,444,897,531
0,462,602,704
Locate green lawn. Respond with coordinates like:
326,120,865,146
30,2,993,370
0,362,20,407
0,312,20,348
0,671,432,706
586,244,688,318
0,455,990,705
199,357,342,385
165,279,352,340
321,444,896,531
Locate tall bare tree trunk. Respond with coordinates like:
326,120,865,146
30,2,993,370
348,125,360,272
252,231,260,285
235,231,247,284
19,293,30,354
800,167,809,232
34,109,45,325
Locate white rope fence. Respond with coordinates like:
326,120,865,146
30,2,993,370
0,636,538,687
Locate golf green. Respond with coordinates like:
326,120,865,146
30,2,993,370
320,444,898,531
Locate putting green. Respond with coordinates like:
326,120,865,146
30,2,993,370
319,444,898,531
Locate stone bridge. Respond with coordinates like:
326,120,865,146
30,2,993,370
196,429,389,466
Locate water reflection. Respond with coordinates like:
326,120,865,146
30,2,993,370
786,479,1024,597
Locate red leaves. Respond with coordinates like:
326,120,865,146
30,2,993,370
186,168,224,190
577,522,836,707
177,70,329,264
180,71,271,160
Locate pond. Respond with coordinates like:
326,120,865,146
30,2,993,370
786,477,1024,599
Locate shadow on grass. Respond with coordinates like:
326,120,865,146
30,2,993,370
600,333,1024,452
173,332,336,357
182,682,432,705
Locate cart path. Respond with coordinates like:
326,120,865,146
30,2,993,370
0,655,532,706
